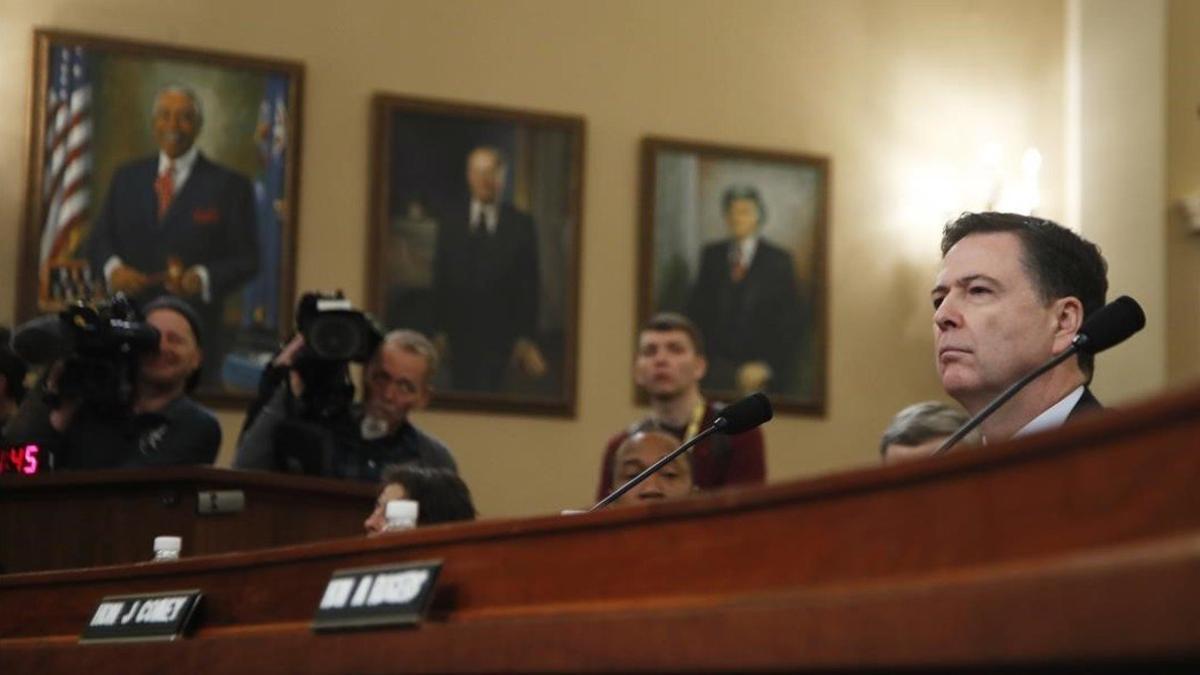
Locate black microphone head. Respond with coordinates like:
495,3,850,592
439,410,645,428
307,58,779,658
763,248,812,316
713,392,773,434
1073,296,1145,355
11,313,69,365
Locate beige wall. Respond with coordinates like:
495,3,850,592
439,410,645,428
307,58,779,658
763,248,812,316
1068,0,1168,402
1168,0,1200,384
0,0,1080,518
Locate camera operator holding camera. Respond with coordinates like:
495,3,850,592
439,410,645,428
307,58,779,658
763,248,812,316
3,296,220,469
234,294,456,482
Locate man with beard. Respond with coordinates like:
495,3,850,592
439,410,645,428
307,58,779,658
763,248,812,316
595,313,765,501
235,329,457,482
3,296,220,469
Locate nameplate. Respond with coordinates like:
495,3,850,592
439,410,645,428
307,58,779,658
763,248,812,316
80,590,202,643
312,560,442,631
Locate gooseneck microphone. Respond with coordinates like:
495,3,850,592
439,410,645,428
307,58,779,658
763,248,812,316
591,392,773,511
933,295,1145,456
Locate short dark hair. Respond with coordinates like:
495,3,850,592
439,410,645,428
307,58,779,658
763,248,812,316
379,465,476,526
941,212,1108,377
641,312,705,357
721,185,767,225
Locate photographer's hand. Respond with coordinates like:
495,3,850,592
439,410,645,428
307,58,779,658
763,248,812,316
274,335,307,397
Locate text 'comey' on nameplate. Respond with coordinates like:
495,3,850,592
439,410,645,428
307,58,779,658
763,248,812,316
80,590,202,643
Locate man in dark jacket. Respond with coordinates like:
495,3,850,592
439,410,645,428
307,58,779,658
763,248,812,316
235,329,456,482
931,212,1109,443
432,146,544,392
3,296,220,469
87,83,258,386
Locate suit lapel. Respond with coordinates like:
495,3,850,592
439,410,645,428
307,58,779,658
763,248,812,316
137,158,161,228
1067,387,1103,419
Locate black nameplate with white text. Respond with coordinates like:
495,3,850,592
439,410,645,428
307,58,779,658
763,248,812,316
80,590,202,643
312,560,442,631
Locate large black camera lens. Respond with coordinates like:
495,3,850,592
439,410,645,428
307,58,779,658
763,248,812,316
307,314,366,361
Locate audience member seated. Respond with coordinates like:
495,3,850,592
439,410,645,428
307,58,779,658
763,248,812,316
932,212,1108,443
4,296,220,469
235,329,457,482
0,327,28,433
596,313,765,500
364,464,476,535
879,401,975,465
606,430,697,507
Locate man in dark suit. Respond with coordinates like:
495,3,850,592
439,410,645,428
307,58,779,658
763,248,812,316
931,212,1108,443
432,146,544,392
685,185,801,395
87,83,258,386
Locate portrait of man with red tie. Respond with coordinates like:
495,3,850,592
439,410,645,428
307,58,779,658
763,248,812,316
18,32,301,399
639,138,828,413
685,185,803,396
86,83,259,386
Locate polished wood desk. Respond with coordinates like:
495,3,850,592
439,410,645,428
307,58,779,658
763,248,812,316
2,386,1199,672
0,467,376,573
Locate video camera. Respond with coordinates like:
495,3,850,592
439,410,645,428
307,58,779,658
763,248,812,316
291,292,383,420
11,294,160,414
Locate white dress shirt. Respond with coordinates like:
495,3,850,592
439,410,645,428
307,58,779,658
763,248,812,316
1014,385,1086,438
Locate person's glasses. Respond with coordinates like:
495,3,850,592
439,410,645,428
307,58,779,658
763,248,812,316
367,369,417,394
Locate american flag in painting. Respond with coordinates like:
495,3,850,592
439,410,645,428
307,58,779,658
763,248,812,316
39,46,92,272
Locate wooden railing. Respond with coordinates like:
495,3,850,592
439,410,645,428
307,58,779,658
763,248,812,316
2,385,1198,672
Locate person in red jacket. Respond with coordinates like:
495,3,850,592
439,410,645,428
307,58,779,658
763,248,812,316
596,312,766,501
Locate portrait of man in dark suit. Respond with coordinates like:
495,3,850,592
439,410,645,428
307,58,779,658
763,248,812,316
640,137,827,414
432,146,546,393
86,83,259,385
369,95,582,415
686,185,802,395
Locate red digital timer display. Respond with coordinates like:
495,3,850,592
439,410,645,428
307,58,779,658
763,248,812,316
1,444,42,475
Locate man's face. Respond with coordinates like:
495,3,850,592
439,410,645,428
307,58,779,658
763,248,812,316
931,232,1065,410
364,345,431,431
466,149,504,204
363,482,407,537
611,432,694,506
152,90,200,159
725,198,762,240
139,309,202,388
633,329,707,400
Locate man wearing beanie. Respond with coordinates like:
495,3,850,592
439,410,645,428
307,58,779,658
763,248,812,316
3,296,220,469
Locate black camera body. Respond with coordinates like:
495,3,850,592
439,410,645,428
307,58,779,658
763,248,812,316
291,292,383,420
296,292,382,363
13,294,161,414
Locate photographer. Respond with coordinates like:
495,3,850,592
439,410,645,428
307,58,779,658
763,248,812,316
4,296,220,469
234,327,457,482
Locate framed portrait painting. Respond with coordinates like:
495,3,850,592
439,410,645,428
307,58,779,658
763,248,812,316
638,136,829,415
17,29,303,405
368,94,584,417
